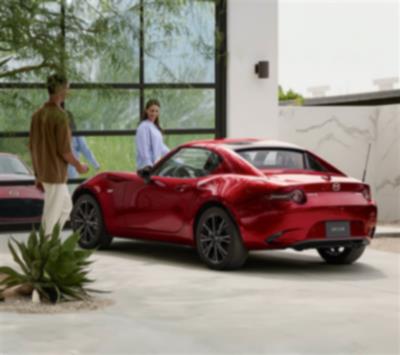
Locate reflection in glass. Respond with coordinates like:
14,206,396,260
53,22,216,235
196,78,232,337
0,2,61,83
67,0,140,82
144,0,215,83
144,89,215,129
66,89,139,130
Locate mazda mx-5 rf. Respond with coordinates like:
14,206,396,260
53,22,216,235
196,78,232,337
71,139,377,270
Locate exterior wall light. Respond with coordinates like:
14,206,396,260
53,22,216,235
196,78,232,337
255,61,269,79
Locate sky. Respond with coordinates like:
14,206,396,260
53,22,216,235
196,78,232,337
279,0,400,96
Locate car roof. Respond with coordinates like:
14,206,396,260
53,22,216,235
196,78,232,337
0,152,17,157
183,138,305,151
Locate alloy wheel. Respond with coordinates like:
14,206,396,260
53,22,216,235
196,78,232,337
199,213,232,264
72,199,99,245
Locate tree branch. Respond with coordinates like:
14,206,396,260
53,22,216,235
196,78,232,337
0,56,13,68
0,61,58,79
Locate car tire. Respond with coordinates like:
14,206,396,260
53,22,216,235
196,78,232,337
317,245,366,265
71,194,113,249
195,206,248,270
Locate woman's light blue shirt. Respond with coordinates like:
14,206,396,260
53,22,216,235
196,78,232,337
136,120,170,169
68,136,100,178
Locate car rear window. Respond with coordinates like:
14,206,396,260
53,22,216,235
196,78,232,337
236,149,305,170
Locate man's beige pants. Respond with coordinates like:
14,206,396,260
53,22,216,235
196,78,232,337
42,183,72,235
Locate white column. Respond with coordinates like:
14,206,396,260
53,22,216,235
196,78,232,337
227,0,278,139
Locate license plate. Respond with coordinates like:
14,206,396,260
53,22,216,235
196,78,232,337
326,221,350,238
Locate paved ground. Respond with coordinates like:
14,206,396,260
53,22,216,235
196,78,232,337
376,224,400,238
370,237,400,253
0,232,399,355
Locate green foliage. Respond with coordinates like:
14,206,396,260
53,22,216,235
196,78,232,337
279,85,304,105
0,0,217,81
0,0,133,80
0,224,96,303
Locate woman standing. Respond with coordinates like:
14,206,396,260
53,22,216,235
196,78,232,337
136,99,170,171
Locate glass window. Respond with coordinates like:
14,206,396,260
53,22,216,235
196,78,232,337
0,2,62,83
0,0,221,230
0,90,47,131
77,135,215,176
154,148,220,178
67,0,140,83
237,149,305,170
144,89,214,129
66,89,139,130
306,153,327,172
75,136,135,177
144,0,215,83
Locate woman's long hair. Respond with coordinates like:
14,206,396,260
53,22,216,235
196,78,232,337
140,99,162,132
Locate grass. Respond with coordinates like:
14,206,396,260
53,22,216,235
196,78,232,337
0,134,214,178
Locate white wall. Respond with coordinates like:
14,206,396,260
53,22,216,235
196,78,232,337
227,0,278,138
279,105,400,223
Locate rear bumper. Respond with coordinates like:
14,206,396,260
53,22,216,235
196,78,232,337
236,203,377,250
290,237,370,251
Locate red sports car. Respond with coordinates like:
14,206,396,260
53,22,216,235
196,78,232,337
0,153,44,226
71,139,377,270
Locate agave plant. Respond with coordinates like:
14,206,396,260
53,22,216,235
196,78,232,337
0,224,96,303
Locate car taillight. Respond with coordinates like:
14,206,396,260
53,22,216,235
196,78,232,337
269,189,307,205
362,187,371,201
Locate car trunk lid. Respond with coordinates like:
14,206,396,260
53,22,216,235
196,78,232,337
263,172,367,193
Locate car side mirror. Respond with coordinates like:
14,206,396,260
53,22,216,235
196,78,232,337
138,166,153,184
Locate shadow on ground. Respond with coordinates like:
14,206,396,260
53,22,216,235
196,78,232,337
98,238,385,281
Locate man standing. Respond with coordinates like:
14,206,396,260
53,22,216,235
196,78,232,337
29,73,88,235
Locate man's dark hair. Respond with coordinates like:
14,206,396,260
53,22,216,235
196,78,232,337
47,73,68,95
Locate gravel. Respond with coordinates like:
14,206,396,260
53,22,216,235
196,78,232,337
0,295,113,314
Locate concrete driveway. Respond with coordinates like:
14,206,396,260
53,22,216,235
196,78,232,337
0,232,399,355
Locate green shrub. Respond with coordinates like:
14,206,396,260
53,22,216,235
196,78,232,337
0,224,96,303
278,85,304,105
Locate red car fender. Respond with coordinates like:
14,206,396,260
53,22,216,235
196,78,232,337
191,174,274,243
